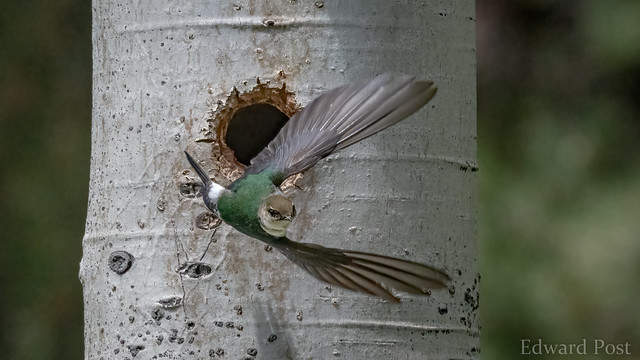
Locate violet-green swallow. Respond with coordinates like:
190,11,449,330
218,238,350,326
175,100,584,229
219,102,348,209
185,74,450,302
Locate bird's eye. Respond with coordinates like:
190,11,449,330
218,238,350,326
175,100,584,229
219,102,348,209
268,208,279,217
291,205,296,217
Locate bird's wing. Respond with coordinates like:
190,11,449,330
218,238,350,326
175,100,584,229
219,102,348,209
272,237,450,302
244,74,437,185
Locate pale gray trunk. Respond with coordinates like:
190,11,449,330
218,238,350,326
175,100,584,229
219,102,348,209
81,0,477,359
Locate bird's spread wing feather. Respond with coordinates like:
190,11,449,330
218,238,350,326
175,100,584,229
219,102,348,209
273,237,450,302
244,74,437,185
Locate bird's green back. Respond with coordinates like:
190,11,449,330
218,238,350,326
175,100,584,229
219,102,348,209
217,171,279,241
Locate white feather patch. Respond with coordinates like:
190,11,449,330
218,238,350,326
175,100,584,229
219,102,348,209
207,182,226,204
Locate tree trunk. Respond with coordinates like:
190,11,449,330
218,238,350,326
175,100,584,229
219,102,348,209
81,0,477,359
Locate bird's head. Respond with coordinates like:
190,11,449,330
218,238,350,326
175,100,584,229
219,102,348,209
258,194,296,238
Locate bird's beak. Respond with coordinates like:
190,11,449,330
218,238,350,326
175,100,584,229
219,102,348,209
284,216,293,222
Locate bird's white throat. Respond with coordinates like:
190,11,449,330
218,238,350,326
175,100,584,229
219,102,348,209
259,218,290,238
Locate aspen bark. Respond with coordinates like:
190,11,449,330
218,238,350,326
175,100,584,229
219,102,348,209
81,0,477,358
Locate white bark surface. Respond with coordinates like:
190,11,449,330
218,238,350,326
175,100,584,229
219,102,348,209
81,0,477,359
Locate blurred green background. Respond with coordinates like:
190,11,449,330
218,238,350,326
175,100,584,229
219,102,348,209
479,1,640,359
0,1,638,359
0,0,91,359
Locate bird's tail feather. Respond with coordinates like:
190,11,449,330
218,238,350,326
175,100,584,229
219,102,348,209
184,151,212,185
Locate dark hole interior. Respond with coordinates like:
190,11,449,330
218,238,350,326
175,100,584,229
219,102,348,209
225,103,289,166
